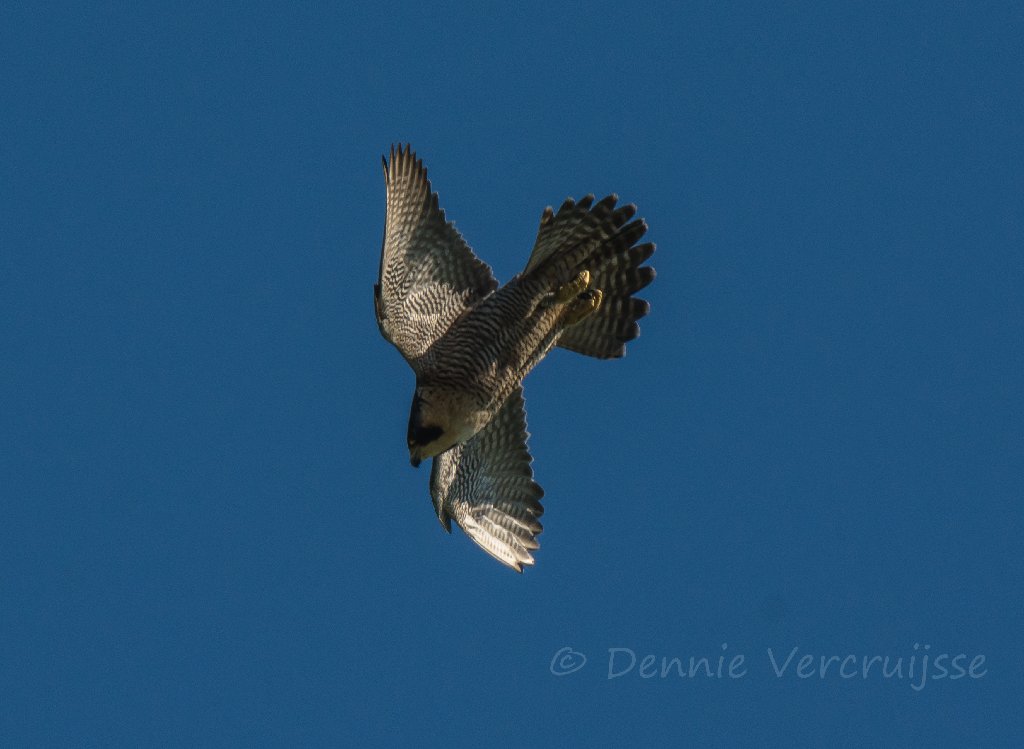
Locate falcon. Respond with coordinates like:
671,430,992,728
374,145,655,571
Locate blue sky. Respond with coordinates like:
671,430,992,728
2,1,1022,746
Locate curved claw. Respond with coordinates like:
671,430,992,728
564,288,603,326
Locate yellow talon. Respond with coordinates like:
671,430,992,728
555,270,591,303
564,288,603,325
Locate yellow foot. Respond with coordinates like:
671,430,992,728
564,288,603,325
555,270,590,303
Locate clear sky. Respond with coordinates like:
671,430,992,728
2,1,1022,746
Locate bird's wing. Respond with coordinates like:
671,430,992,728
375,145,498,367
429,386,544,572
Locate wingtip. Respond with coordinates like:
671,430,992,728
512,554,537,574
383,143,417,165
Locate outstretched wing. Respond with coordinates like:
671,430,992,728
375,145,497,367
429,386,544,572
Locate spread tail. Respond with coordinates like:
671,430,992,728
524,195,655,358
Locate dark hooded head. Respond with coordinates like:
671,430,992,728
407,389,445,467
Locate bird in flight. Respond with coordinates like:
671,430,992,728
374,145,655,571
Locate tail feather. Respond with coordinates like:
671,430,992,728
523,194,655,359
524,195,639,286
524,195,598,275
557,285,654,359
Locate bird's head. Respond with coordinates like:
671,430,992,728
407,386,457,467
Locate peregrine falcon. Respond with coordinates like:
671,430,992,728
374,145,655,571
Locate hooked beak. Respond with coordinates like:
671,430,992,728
409,448,422,468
